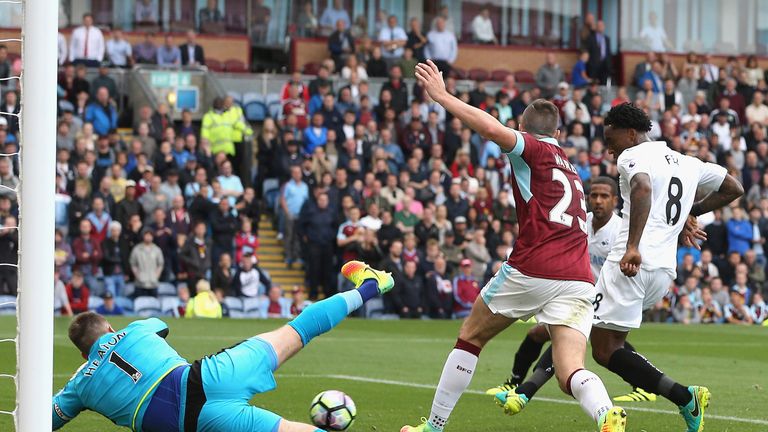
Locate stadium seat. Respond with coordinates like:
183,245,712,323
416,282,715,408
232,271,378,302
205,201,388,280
244,101,268,122
89,296,104,311
468,68,489,82
451,67,468,80
224,59,248,73
134,296,162,317
514,70,536,84
58,100,75,113
160,297,181,315
303,62,320,75
123,283,135,298
227,91,243,106
0,295,16,315
224,297,244,318
265,93,281,105
241,297,262,318
268,101,282,120
206,59,224,72
490,69,511,82
364,297,384,319
242,91,263,105
115,296,134,313
157,282,177,297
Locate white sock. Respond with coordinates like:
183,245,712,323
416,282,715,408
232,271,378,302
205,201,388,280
569,369,613,424
428,349,478,431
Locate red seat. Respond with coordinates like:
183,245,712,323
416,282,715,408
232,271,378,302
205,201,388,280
468,68,489,82
451,67,468,80
303,62,320,75
206,59,224,72
514,69,535,84
490,69,511,82
224,59,248,73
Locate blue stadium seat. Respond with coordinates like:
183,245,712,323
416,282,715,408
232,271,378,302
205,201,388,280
88,296,104,311
123,283,135,298
244,101,268,122
115,296,134,313
268,101,282,120
241,296,261,318
0,295,16,316
158,282,177,297
160,297,181,316
134,296,162,317
223,296,244,318
364,297,385,319
242,91,263,105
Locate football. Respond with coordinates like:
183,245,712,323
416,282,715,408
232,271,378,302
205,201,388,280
309,390,357,431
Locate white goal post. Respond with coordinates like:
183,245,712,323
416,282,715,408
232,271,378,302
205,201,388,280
15,0,57,430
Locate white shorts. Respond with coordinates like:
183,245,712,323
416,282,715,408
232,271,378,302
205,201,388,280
592,260,674,331
480,263,595,338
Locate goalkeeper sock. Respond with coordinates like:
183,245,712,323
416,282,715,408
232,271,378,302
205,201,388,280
288,279,377,346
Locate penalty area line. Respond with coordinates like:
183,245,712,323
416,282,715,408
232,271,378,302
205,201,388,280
277,373,768,426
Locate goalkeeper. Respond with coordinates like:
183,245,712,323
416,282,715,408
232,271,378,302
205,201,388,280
52,261,390,432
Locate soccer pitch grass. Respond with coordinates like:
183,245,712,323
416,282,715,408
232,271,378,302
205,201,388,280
0,317,766,431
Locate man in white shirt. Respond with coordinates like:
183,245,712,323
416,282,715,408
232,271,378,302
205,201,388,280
745,92,768,126
378,15,407,66
106,30,133,68
639,11,672,52
471,7,497,44
69,13,105,67
563,88,591,125
424,17,457,76
58,33,68,66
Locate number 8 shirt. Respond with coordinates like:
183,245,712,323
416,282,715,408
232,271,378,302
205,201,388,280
607,140,727,275
505,130,594,284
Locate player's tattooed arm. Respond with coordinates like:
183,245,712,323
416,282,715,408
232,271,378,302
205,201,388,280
414,60,519,152
621,173,652,277
690,174,744,217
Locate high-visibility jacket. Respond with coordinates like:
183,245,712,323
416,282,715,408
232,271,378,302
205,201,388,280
201,109,236,156
185,291,223,318
223,105,253,143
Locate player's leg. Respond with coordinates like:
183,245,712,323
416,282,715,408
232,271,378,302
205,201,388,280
261,261,393,366
486,324,550,395
611,340,658,402
198,399,324,432
591,326,708,432
402,296,515,432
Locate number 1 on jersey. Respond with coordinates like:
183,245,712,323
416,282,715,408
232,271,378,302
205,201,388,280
549,169,587,233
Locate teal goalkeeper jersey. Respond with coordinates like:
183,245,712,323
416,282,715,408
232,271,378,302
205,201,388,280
52,318,189,431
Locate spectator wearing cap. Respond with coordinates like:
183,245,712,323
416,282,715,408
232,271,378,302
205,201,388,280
85,87,118,137
233,252,272,298
130,228,164,297
453,258,480,318
96,291,125,316
65,271,90,314
724,290,753,325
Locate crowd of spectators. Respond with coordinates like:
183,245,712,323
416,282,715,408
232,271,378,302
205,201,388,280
3,8,768,325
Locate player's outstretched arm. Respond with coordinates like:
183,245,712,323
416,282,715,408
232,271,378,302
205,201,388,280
415,60,519,152
621,173,652,277
690,174,744,217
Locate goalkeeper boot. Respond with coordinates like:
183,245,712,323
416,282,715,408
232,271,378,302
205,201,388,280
400,418,441,432
612,387,658,402
494,390,529,416
341,260,394,294
679,386,711,432
598,407,627,432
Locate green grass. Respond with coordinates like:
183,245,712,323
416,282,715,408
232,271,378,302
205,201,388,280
1,317,766,431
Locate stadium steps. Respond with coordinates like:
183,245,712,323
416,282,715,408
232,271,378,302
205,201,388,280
256,215,306,292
